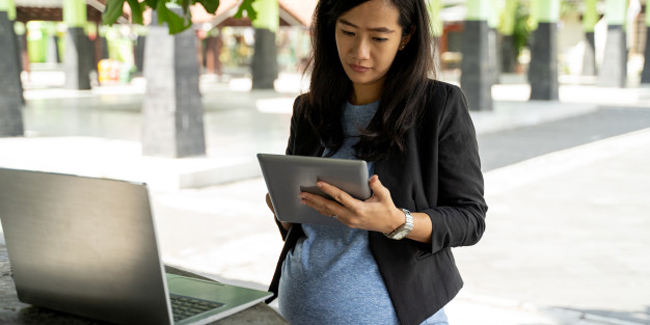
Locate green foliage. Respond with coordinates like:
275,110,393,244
102,0,257,34
234,0,256,20
512,1,530,58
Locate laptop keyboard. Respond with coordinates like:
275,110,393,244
170,293,224,322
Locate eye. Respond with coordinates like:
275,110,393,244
341,29,355,36
373,37,388,43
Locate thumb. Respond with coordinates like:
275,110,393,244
369,175,387,197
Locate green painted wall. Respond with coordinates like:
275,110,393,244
467,0,490,21
0,0,16,20
63,0,87,27
583,0,599,32
252,0,279,32
500,0,518,36
536,0,560,23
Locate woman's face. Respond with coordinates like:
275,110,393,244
335,0,405,88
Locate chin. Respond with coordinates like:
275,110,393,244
346,73,377,85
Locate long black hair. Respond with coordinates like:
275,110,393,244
304,0,436,162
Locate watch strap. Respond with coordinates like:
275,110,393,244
384,208,414,240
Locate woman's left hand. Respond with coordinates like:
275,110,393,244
299,175,404,234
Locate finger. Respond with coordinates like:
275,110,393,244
316,181,359,207
300,191,345,218
265,193,276,214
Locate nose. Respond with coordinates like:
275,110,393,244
350,37,370,61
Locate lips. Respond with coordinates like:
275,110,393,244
349,64,370,73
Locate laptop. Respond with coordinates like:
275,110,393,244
257,154,372,226
0,167,272,325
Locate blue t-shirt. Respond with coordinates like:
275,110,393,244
278,100,447,325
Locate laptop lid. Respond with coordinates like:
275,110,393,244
257,154,372,226
0,168,271,325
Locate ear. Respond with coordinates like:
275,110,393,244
399,25,416,50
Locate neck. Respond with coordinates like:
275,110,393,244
350,79,384,105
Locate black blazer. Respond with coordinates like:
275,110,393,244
267,80,487,325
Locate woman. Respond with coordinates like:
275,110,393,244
265,0,487,324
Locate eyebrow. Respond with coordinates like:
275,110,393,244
339,19,396,33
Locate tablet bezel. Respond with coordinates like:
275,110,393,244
257,154,372,226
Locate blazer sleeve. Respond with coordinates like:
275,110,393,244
285,96,302,156
422,85,487,253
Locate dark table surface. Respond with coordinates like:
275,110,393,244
0,238,287,325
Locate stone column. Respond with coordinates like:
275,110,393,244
487,0,500,84
528,0,559,100
598,0,627,87
46,25,61,64
0,0,24,137
134,26,147,76
251,0,278,89
63,0,91,89
460,0,493,111
141,16,206,158
582,0,598,76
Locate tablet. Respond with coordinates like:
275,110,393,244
257,153,372,226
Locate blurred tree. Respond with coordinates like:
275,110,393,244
0,0,24,137
511,1,531,65
499,0,518,73
102,0,256,34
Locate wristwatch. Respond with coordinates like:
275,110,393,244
384,208,414,240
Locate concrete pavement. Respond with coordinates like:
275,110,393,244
0,69,649,324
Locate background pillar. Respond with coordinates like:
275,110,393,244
133,25,146,76
528,0,559,100
251,0,278,89
582,0,598,76
63,0,92,89
45,23,61,64
598,0,627,87
460,0,493,111
0,0,24,137
487,0,499,84
141,9,206,158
